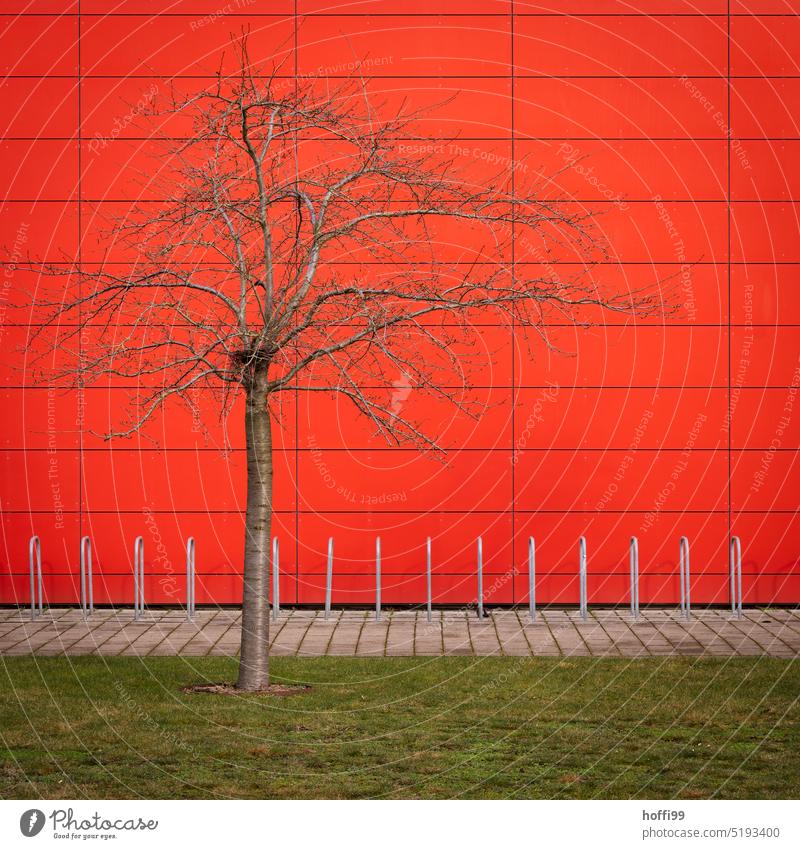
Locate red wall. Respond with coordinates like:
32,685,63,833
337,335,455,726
2,1,800,608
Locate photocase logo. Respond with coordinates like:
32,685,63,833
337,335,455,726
19,809,45,837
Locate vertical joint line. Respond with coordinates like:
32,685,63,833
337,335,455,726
77,3,83,544
293,0,300,603
510,1,516,603
726,2,732,542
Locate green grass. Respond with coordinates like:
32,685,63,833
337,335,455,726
0,656,798,799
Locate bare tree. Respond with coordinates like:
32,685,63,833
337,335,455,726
28,40,662,691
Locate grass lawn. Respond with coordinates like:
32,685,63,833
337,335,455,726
0,655,798,799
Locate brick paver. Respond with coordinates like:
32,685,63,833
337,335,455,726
1,607,798,658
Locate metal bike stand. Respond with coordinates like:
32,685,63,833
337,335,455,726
579,536,588,622
375,537,381,622
476,536,484,618
730,535,743,620
28,535,43,620
426,537,432,623
80,536,94,618
324,537,334,620
629,536,640,621
186,537,196,621
528,536,536,623
133,536,145,621
679,536,691,620
272,536,280,622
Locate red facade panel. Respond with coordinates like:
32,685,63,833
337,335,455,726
1,5,798,608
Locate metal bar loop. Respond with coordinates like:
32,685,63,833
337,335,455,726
426,537,432,623
375,537,382,622
272,537,280,623
579,536,588,621
324,537,334,621
730,536,742,620
133,536,145,621
79,536,93,618
29,535,42,620
679,536,691,620
476,536,484,618
629,536,639,621
528,536,536,623
186,537,195,621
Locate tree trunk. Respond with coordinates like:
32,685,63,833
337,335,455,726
237,369,273,691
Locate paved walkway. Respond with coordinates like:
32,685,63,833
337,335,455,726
1,607,799,658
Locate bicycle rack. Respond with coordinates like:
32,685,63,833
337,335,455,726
324,537,334,620
476,536,484,618
730,535,743,620
528,536,536,623
79,536,93,618
426,537,432,623
272,536,280,622
133,536,145,621
629,536,640,621
186,537,195,621
679,536,691,620
375,537,382,622
28,535,43,620
579,536,588,621
34,531,754,621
